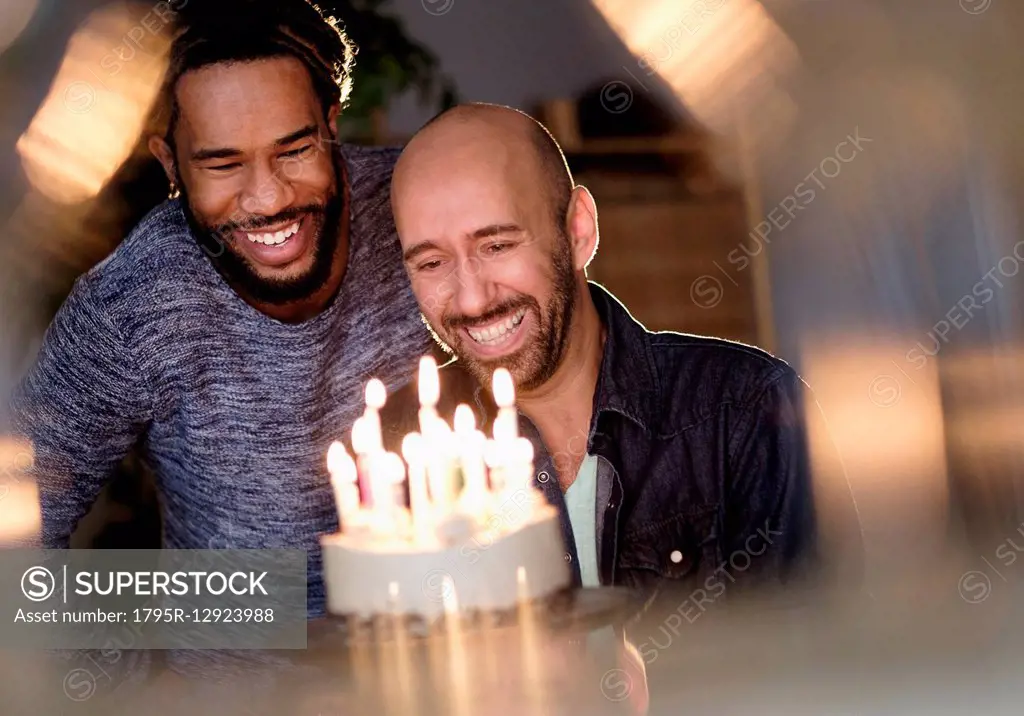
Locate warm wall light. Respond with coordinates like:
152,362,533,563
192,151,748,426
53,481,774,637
589,0,800,135
15,3,170,205
0,438,38,545
0,0,40,54
800,336,951,583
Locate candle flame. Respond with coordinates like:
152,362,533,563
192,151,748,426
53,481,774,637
453,404,475,435
433,415,453,438
483,439,504,468
383,452,407,483
436,420,458,460
514,437,535,464
351,416,370,455
492,368,515,408
327,441,357,482
365,378,387,410
418,356,440,407
401,432,423,464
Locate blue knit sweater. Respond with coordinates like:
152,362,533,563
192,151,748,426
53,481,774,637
12,144,432,619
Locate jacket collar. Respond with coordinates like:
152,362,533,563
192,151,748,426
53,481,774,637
588,282,659,434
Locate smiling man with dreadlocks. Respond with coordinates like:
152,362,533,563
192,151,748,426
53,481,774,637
12,0,432,618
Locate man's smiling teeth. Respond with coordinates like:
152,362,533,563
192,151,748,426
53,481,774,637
246,221,299,246
467,308,526,346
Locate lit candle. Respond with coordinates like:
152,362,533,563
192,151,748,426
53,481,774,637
363,378,387,452
427,420,457,512
507,436,535,493
350,416,374,508
505,437,538,524
454,404,488,513
401,432,432,536
370,452,407,535
490,369,518,496
453,403,475,437
327,440,361,531
491,368,518,443
353,379,388,516
483,438,507,493
418,355,440,439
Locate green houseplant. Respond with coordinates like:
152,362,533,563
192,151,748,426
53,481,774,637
318,0,457,142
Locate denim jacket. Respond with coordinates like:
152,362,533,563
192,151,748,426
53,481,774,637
381,283,827,594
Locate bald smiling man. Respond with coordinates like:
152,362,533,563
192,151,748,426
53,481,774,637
381,103,830,597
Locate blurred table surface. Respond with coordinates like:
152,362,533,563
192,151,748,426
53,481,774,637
5,566,1024,715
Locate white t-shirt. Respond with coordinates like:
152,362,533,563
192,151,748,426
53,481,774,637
564,453,601,587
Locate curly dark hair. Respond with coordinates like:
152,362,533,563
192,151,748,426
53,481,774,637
159,0,356,149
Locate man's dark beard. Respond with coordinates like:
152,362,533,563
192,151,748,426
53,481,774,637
182,188,344,307
442,239,577,392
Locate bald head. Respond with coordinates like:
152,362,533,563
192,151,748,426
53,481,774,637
390,103,599,393
393,103,574,229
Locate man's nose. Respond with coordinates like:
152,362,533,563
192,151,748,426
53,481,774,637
240,160,296,218
449,260,495,319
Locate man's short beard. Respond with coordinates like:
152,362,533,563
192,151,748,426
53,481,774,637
180,170,345,306
441,237,577,393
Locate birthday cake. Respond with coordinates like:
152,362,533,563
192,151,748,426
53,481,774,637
320,358,571,620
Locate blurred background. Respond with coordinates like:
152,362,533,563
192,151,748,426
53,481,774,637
1,0,1023,601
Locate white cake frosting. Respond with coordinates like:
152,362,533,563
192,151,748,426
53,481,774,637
323,362,574,619
321,492,571,618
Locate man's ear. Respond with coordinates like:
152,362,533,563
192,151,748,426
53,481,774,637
566,185,599,271
327,103,341,143
147,135,177,185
